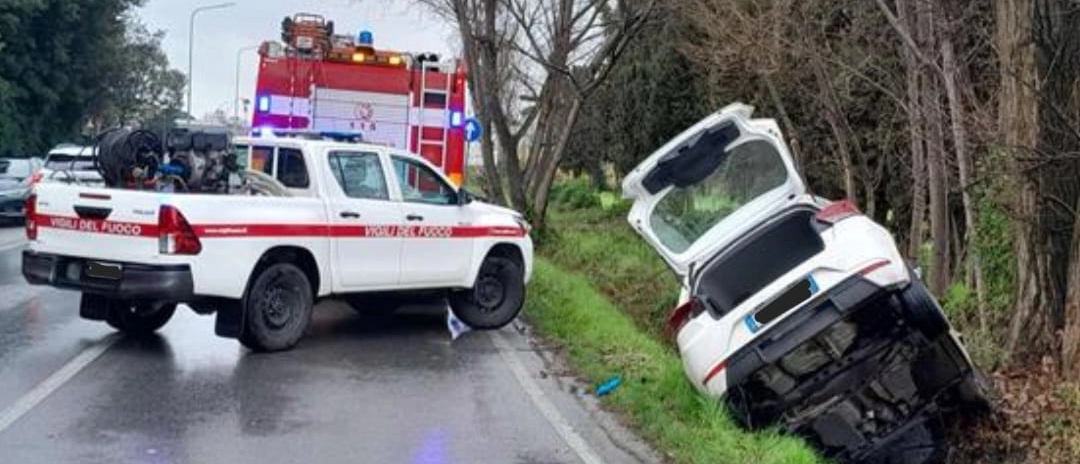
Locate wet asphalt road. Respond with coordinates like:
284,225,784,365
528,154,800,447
0,225,660,464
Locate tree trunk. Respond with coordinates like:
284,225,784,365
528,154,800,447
452,0,505,205
531,97,584,233
1061,206,1080,379
939,1,987,330
925,83,952,296
762,74,803,168
997,0,1052,360
803,33,858,204
898,0,928,262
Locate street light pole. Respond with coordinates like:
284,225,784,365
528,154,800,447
187,2,237,118
235,45,259,122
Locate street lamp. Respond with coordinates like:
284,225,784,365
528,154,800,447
187,2,237,117
235,45,260,121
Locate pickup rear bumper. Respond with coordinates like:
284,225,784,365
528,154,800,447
22,250,194,302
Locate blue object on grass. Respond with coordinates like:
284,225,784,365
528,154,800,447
596,377,622,396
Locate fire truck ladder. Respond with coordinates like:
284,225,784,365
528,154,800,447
416,60,454,169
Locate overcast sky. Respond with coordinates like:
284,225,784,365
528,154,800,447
135,0,456,120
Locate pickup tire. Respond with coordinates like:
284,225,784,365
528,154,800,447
239,262,313,352
449,256,524,329
105,301,176,335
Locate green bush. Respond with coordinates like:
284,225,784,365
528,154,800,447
551,176,601,210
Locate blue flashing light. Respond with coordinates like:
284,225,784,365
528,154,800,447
357,30,373,46
257,95,270,112
450,111,463,128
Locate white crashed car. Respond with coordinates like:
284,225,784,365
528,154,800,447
621,103,990,463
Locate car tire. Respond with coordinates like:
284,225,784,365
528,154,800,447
897,276,950,340
239,262,313,352
955,368,994,414
105,300,176,335
449,256,525,329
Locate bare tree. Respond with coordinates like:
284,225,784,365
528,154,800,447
399,0,654,229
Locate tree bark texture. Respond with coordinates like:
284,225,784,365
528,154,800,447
997,0,1054,360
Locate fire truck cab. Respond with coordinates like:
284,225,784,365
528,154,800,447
252,13,469,186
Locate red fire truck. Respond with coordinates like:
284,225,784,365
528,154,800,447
251,13,469,186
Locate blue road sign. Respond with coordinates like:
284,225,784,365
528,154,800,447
464,118,482,142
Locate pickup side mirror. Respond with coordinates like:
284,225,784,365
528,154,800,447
457,187,474,206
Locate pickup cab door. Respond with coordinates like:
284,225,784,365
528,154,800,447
620,103,807,279
324,148,405,291
389,155,472,286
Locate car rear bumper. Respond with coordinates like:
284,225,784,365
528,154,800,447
22,250,194,301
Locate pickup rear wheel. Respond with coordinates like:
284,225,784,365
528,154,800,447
449,256,524,329
106,301,176,335
240,262,313,352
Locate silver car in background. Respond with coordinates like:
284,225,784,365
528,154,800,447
0,157,43,223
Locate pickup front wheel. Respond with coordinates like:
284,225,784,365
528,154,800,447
239,262,314,352
450,256,525,329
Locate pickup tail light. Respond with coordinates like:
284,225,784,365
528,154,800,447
158,205,201,255
25,193,37,240
665,297,703,339
815,199,861,224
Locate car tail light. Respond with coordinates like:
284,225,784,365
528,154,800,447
665,297,703,339
858,259,892,276
158,205,201,255
815,199,861,224
25,193,37,240
28,170,43,186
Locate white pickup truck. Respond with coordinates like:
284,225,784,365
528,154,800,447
21,133,533,351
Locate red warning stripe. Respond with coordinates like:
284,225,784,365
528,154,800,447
35,215,526,239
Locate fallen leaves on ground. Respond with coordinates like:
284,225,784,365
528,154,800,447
950,356,1080,463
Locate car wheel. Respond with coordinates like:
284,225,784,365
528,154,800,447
897,277,950,340
105,300,176,335
955,367,994,414
239,262,313,352
449,256,525,329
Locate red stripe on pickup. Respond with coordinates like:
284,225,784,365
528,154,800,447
36,215,526,240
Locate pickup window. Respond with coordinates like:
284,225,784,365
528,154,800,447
392,156,456,205
329,151,389,200
276,148,309,188
238,144,310,190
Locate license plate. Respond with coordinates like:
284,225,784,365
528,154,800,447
744,275,818,333
85,261,123,280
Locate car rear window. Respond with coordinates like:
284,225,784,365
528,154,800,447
45,154,96,171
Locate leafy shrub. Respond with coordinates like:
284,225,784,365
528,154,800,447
551,176,600,210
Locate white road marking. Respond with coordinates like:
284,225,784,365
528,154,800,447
0,334,120,434
490,330,605,464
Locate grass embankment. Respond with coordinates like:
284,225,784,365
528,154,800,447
522,180,822,463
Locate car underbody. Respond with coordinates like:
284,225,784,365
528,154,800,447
721,278,984,463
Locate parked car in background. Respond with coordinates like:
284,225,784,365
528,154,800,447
0,157,43,223
37,144,103,185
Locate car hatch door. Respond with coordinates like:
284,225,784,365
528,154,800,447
620,102,807,279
